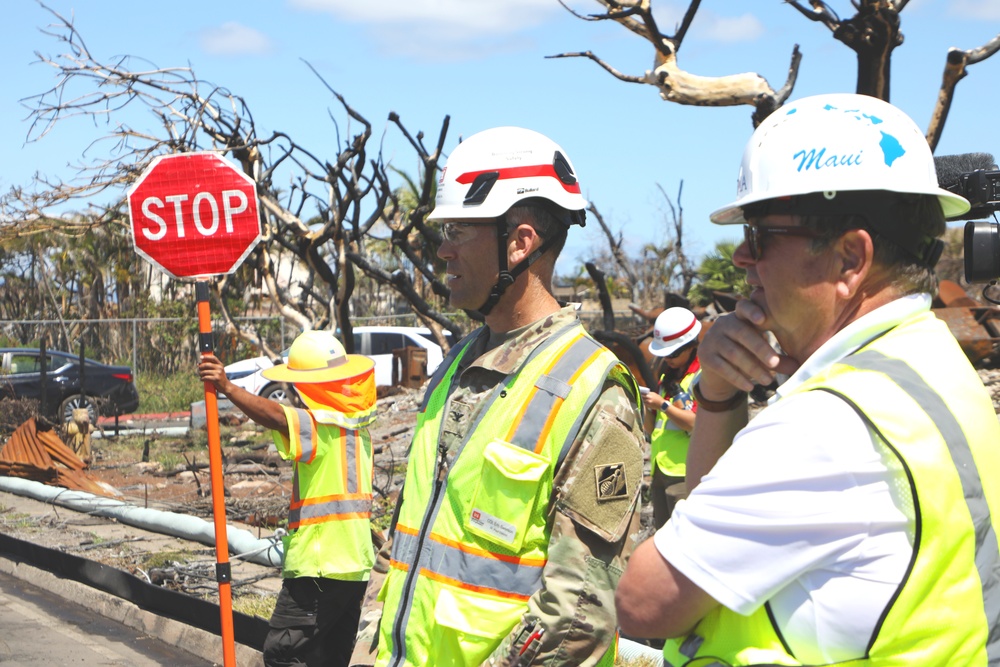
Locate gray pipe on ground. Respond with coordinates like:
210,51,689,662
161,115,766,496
0,476,283,568
0,477,669,663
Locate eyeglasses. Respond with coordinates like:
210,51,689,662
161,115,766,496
440,221,496,245
743,224,825,261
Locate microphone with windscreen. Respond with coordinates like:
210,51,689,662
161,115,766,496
934,152,1000,284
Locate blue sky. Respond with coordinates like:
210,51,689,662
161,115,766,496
3,1,999,275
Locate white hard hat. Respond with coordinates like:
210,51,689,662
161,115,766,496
710,93,971,224
649,307,702,357
427,126,588,222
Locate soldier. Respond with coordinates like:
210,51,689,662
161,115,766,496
350,127,646,667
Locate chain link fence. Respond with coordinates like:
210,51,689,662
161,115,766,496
0,309,642,378
1,314,417,377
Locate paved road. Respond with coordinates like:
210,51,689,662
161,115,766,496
0,569,214,666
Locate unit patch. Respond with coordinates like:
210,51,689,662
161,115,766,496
594,463,628,501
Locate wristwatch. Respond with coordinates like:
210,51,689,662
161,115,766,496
661,399,670,412
691,378,748,413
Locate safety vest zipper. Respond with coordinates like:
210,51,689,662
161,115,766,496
389,429,450,666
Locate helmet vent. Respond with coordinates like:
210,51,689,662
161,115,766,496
463,171,500,206
553,151,577,186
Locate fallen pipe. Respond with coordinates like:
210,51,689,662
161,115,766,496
0,477,670,662
0,476,284,567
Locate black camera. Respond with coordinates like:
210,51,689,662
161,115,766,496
964,220,1000,283
935,153,1000,283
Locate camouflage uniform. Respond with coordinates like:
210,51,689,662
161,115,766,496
351,306,645,667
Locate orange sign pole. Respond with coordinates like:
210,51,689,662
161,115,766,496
196,280,237,667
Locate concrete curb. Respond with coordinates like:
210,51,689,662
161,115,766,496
0,556,264,667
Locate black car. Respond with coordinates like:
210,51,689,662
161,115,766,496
0,348,140,424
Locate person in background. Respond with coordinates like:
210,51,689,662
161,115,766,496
199,330,377,667
615,92,1000,666
350,126,646,667
641,307,700,528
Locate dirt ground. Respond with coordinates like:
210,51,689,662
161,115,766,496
2,369,999,609
0,384,424,616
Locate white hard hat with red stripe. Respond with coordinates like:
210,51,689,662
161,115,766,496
649,308,702,357
427,126,588,223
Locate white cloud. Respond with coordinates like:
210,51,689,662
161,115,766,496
699,13,764,43
199,22,274,56
286,0,566,61
289,0,560,34
949,0,1000,20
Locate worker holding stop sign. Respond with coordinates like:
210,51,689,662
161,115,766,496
128,151,264,667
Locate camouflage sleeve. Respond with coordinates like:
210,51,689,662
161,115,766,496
485,381,645,667
350,530,392,667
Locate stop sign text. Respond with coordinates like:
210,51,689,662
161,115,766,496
138,190,250,240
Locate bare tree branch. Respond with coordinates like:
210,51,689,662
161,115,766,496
6,3,463,350
557,0,802,124
546,50,647,84
588,203,638,289
927,33,1000,151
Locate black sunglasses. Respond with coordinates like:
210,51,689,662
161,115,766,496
665,342,694,360
743,224,825,261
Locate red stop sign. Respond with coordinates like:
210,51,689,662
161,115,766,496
128,152,262,278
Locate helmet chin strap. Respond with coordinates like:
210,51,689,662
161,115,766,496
474,217,567,317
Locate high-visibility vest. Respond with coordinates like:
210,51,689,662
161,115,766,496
649,362,699,477
376,323,639,666
273,404,375,581
663,311,1000,666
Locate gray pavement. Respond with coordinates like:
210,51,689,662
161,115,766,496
0,568,215,665
0,488,271,666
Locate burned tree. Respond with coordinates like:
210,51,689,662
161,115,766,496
558,0,1000,134
4,4,462,361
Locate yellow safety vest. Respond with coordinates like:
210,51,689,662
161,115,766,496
376,323,638,666
649,363,699,477
273,404,376,581
663,311,1000,666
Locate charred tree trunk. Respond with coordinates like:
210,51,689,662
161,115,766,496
834,2,902,100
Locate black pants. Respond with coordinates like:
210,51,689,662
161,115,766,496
650,465,688,530
262,576,367,667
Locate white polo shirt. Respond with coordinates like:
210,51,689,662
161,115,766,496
655,294,931,664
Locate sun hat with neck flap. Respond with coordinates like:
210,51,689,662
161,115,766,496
262,330,373,384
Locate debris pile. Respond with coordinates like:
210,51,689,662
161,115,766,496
0,417,120,498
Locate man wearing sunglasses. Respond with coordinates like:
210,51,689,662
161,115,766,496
351,127,645,667
616,93,1000,666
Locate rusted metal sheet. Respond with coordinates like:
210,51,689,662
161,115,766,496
0,418,116,497
937,280,982,309
933,307,1000,366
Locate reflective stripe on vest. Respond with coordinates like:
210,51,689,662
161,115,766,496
650,368,698,476
662,311,1000,666
289,426,372,528
378,323,638,666
277,404,375,579
311,404,377,429
848,349,1000,663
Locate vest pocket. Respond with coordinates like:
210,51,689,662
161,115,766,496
467,439,549,551
432,585,525,665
